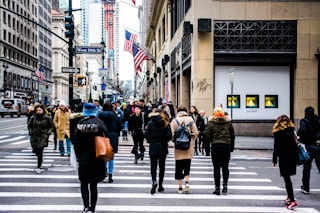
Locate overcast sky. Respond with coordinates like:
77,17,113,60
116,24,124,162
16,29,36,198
72,0,139,81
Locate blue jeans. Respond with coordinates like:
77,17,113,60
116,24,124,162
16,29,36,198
59,136,71,155
105,160,114,174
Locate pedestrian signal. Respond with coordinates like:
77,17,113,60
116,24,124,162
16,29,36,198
77,76,87,86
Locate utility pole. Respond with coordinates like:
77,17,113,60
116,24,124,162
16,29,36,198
65,0,74,105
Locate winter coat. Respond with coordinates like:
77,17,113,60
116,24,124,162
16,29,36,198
53,108,71,140
298,115,320,146
28,114,54,148
122,107,131,122
69,113,84,142
98,110,122,153
170,111,198,160
128,113,144,133
272,127,298,176
204,115,235,154
144,112,172,156
73,116,108,183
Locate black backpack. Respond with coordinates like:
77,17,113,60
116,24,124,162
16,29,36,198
173,118,193,150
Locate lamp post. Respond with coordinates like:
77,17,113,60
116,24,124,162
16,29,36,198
2,63,9,98
101,40,106,101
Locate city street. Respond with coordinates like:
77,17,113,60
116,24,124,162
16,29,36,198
0,117,319,212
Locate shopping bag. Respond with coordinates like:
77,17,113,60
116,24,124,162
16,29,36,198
297,143,310,165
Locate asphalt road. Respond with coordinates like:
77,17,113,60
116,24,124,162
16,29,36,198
0,117,319,212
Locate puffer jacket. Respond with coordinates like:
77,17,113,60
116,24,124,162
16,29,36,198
28,114,54,148
144,112,172,156
170,111,199,160
204,115,235,154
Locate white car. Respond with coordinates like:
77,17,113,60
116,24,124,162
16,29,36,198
0,98,28,118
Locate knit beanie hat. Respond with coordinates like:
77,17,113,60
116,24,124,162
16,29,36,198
83,102,97,117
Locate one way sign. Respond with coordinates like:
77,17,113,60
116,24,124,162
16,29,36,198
62,67,80,73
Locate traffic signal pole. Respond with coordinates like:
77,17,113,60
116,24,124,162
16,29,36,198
66,0,74,106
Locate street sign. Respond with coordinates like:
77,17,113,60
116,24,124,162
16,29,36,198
229,68,234,84
62,67,80,73
75,46,103,54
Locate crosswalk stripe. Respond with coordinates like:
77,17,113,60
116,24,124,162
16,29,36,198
116,169,257,175
0,136,26,143
10,140,30,145
0,205,318,212
0,136,9,139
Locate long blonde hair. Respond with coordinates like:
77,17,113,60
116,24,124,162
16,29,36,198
272,115,294,135
155,108,170,127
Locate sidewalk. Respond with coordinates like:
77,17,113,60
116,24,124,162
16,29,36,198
119,135,274,151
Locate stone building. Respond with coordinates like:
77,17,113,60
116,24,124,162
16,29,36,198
143,0,320,136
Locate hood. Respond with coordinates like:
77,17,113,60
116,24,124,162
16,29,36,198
149,113,164,126
176,111,189,117
69,112,83,120
208,115,231,123
98,111,117,120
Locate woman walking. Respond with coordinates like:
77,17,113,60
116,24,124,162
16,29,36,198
27,104,54,174
171,105,198,194
204,107,235,195
272,115,298,210
189,105,200,155
98,100,122,183
73,103,109,213
144,109,172,194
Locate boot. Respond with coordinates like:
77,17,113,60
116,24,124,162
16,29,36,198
108,174,113,183
213,187,220,195
150,180,158,195
222,184,227,195
158,178,164,192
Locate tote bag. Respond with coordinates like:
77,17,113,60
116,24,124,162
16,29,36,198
297,143,310,165
95,133,114,162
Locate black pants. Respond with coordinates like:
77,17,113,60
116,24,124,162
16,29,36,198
80,182,98,211
33,147,44,168
283,175,294,201
175,159,191,180
211,144,231,188
302,145,320,191
150,155,166,186
131,131,145,155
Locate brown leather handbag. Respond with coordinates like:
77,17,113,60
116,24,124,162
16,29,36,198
95,133,114,162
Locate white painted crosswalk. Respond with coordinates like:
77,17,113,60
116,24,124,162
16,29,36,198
0,144,319,212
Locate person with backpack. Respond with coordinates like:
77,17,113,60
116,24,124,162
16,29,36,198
204,106,235,196
144,108,172,194
298,106,320,194
170,105,198,194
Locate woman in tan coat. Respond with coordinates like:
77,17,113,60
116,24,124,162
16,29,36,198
53,101,71,156
170,105,198,194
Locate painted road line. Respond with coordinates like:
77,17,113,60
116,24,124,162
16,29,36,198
0,136,9,139
116,170,257,175
0,136,26,143
0,205,318,212
10,140,31,145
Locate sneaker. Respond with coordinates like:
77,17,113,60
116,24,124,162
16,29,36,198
185,182,190,193
178,187,183,194
35,168,41,174
286,201,298,210
284,197,290,205
301,186,310,194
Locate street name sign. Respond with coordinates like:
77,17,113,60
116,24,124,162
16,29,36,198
76,46,103,54
62,67,80,73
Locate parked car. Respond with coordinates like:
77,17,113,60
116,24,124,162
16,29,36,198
0,98,28,118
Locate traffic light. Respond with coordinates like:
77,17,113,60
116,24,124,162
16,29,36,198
65,15,74,38
77,76,87,87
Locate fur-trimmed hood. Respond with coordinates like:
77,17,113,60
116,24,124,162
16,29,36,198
69,112,84,120
208,115,231,123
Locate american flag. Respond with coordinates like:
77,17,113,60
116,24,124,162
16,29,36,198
123,29,137,54
131,0,136,5
35,66,45,81
132,42,149,72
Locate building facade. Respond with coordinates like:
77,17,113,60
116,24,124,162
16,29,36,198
0,1,39,102
144,0,320,136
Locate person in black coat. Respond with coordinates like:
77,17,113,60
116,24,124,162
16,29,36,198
297,106,320,194
128,105,145,162
272,115,298,210
98,100,122,183
144,108,172,194
73,103,108,213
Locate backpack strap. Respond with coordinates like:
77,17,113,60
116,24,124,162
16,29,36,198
186,121,194,127
174,118,181,126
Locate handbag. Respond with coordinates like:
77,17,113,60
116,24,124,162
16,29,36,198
297,143,310,165
294,131,310,165
95,133,114,162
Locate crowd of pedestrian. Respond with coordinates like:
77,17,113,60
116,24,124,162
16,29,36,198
25,98,320,212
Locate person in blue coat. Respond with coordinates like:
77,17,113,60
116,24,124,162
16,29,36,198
98,100,122,183
144,108,172,194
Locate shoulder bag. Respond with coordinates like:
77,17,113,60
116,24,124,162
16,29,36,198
95,132,114,162
295,131,310,165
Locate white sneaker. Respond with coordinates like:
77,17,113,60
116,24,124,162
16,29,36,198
35,168,42,174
